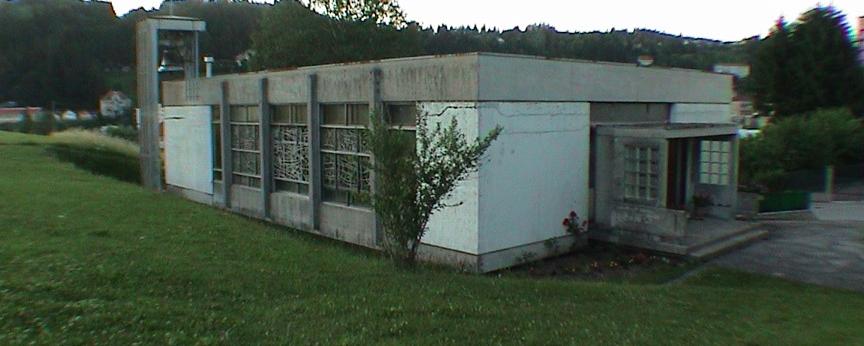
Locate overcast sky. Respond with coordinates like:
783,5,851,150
110,0,864,42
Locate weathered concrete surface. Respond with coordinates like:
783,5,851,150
812,201,864,222
711,220,864,292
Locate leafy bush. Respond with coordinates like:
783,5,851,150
740,108,864,192
30,112,56,135
367,112,501,265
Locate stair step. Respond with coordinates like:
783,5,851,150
688,229,768,259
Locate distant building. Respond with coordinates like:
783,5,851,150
61,110,78,121
77,110,96,121
99,91,132,118
713,63,750,79
858,17,864,63
0,107,40,124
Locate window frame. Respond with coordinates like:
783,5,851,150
623,144,660,204
699,140,731,186
229,105,262,189
271,104,310,195
320,103,372,207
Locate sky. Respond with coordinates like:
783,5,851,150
109,0,864,42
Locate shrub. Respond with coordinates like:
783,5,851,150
103,125,139,143
740,108,864,192
30,112,56,135
367,111,501,265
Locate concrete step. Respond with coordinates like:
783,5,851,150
687,228,768,259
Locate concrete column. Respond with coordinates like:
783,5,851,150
259,78,272,219
369,68,383,245
136,21,162,191
220,81,233,208
728,135,740,212
307,74,322,230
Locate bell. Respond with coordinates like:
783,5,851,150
157,48,184,73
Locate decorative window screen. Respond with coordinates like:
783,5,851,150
624,145,660,202
229,105,261,188
321,104,371,206
699,140,730,185
211,105,222,182
272,104,309,194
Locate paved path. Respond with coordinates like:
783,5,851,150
710,220,864,292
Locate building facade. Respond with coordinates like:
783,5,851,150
154,52,746,272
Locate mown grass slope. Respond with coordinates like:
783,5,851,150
1,131,863,344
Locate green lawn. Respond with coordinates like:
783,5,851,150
1,132,863,344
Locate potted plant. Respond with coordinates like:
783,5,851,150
691,193,713,219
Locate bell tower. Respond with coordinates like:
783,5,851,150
136,16,206,191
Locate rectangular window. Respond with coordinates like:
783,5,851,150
385,104,418,128
624,145,659,203
321,104,371,206
212,105,222,182
230,105,261,188
699,140,730,185
272,104,309,195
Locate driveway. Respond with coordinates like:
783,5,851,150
710,218,864,293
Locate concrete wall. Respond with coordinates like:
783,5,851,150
670,103,732,124
162,54,481,106
590,103,670,124
164,53,732,107
477,54,733,103
476,102,590,254
163,106,213,194
422,102,481,254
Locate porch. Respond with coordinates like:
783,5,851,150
590,123,766,256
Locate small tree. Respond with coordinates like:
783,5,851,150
367,111,502,264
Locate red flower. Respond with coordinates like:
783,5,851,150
569,211,577,218
562,218,570,226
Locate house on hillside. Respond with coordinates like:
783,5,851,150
153,52,760,272
0,107,40,124
100,91,132,118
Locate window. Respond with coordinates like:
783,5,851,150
212,105,222,182
272,104,309,194
385,104,417,129
624,145,659,203
699,140,730,185
321,104,371,206
229,105,261,188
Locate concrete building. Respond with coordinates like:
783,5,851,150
152,50,760,272
712,63,750,79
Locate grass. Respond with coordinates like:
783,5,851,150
1,131,863,344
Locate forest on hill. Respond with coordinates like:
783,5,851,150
1,0,759,109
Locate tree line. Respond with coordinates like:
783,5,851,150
1,0,758,110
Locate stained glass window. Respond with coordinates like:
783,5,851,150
320,104,370,206
272,104,309,194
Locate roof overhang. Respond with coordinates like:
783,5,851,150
596,123,738,139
